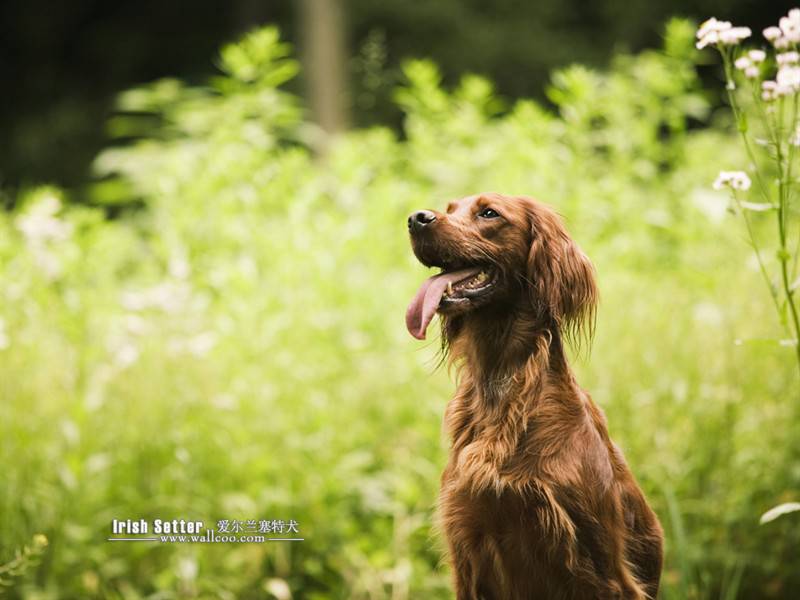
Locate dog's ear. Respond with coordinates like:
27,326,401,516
526,205,598,348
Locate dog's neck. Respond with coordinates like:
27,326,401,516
441,305,586,488
444,303,573,401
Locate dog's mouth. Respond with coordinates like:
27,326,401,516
405,266,497,340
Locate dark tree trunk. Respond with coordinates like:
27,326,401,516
299,0,349,138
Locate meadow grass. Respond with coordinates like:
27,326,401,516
1,21,798,599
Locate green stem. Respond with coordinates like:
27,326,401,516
720,48,800,379
776,97,800,376
786,93,798,221
720,52,783,316
778,102,800,376
790,94,800,280
721,51,772,205
730,190,783,319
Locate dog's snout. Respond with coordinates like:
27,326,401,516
408,210,437,233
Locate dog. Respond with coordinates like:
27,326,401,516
405,193,663,599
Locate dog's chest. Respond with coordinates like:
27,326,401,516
438,474,581,598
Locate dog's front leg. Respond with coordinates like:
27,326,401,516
448,544,479,600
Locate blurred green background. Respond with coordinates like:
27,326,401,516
1,2,800,598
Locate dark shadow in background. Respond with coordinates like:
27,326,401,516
0,0,792,193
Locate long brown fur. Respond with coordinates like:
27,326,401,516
408,193,663,599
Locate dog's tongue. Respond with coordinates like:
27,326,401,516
405,268,481,340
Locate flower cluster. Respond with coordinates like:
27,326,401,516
764,9,800,49
734,49,766,79
758,9,800,99
696,18,752,49
762,65,800,101
694,9,800,99
713,171,752,192
15,194,72,244
698,9,800,371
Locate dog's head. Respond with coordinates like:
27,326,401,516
405,192,597,346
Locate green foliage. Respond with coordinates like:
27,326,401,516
1,20,799,599
696,10,800,376
0,535,48,589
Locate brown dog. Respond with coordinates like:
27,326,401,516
405,193,663,599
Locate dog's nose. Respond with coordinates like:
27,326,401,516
408,210,437,233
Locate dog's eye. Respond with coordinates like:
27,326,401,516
478,208,500,219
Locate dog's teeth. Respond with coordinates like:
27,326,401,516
447,282,453,295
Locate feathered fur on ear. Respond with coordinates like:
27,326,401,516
526,205,598,350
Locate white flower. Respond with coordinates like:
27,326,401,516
720,27,752,45
764,26,782,41
762,78,794,100
777,51,800,65
713,170,752,191
696,17,732,49
15,195,73,244
167,332,218,358
113,343,140,368
124,314,148,335
775,37,792,49
761,65,800,101
735,56,751,70
121,281,191,313
777,65,800,90
186,332,217,357
696,31,719,49
748,49,767,62
781,17,799,37
780,9,800,42
14,194,74,280
745,66,760,79
761,80,792,102
698,17,731,39
168,255,191,279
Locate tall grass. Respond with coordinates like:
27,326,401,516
1,21,798,599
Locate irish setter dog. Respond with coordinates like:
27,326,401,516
405,193,663,599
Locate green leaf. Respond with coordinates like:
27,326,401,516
739,201,776,211
759,502,800,524
737,112,748,133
